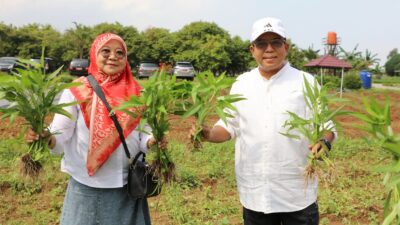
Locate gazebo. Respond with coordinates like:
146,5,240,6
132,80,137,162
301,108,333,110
305,54,352,97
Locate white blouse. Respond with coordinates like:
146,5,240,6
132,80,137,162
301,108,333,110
49,89,152,188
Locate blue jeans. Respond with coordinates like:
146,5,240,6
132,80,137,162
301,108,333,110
243,202,319,225
60,177,149,225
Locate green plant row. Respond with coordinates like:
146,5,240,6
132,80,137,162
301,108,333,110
281,76,348,182
351,97,400,225
0,52,80,177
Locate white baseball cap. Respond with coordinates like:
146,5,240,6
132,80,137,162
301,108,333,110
251,17,286,42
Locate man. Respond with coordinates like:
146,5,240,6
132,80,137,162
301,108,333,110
196,17,335,225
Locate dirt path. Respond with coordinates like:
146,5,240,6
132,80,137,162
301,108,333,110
372,83,400,91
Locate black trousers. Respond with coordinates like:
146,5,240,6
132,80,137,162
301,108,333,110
243,202,319,225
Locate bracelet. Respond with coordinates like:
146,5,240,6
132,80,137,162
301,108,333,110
319,138,332,151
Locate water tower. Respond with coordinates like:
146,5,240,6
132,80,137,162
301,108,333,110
322,32,341,56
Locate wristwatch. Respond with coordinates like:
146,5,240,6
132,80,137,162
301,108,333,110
319,138,332,151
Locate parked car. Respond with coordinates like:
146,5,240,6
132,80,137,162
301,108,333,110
29,58,55,73
0,57,19,73
173,61,195,80
137,62,159,79
69,58,89,76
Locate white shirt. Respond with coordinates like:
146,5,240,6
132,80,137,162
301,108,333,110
216,63,320,213
49,89,152,188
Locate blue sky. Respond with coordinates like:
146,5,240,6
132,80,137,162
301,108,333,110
1,0,399,65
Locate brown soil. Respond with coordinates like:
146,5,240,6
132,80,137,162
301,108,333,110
1,90,400,224
335,91,400,138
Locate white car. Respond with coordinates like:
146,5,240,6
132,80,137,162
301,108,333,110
137,62,159,79
173,62,195,81
0,57,18,73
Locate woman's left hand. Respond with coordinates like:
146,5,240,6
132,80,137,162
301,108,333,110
147,137,168,150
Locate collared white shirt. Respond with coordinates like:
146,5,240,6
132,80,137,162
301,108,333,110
49,89,152,188
216,63,320,214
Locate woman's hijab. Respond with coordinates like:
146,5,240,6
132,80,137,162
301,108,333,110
70,33,141,176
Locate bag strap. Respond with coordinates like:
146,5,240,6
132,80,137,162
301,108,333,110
87,75,151,225
133,198,152,225
132,151,145,164
86,75,131,159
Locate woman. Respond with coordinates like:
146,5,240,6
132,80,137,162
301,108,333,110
26,33,156,225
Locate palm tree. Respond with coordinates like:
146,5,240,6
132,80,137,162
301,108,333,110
370,64,384,79
362,49,380,69
67,22,92,59
303,45,320,61
339,44,363,69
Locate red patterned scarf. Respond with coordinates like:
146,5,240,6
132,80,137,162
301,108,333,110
70,33,141,176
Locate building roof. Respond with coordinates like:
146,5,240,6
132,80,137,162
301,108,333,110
304,55,352,69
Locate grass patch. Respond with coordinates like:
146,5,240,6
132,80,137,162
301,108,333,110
373,75,400,86
0,136,389,224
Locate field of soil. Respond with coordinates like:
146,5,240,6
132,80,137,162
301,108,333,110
2,90,399,141
169,90,400,142
1,89,400,225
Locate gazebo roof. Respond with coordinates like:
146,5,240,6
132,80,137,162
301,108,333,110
304,55,352,69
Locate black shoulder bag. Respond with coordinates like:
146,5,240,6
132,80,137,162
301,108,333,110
86,75,160,224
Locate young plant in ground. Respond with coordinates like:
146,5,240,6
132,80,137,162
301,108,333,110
0,53,80,178
182,71,244,149
116,70,189,184
281,76,347,183
351,97,400,225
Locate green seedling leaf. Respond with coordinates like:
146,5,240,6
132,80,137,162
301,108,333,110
0,49,80,178
281,74,347,184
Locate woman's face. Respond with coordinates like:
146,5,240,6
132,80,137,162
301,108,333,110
96,39,126,75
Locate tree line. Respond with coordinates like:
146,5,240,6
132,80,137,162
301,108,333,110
0,21,397,76
0,21,254,75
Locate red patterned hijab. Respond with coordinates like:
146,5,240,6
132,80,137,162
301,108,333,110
70,33,141,176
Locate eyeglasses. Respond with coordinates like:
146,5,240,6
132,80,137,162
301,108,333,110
253,39,286,50
99,48,126,59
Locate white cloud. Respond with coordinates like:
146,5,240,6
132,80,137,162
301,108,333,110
101,0,137,11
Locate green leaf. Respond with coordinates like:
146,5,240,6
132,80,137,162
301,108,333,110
182,104,202,118
280,132,301,140
215,106,227,124
0,51,80,167
373,160,400,173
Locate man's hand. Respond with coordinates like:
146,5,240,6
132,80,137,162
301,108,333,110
309,138,331,159
309,142,323,159
188,124,211,142
188,123,231,144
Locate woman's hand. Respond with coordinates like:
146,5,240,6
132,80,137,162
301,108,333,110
25,127,40,144
147,136,168,150
128,106,147,118
25,127,56,149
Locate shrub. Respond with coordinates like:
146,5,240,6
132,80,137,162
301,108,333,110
344,72,362,89
315,75,341,90
384,54,400,76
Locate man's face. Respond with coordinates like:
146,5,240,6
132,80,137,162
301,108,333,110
250,32,289,77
